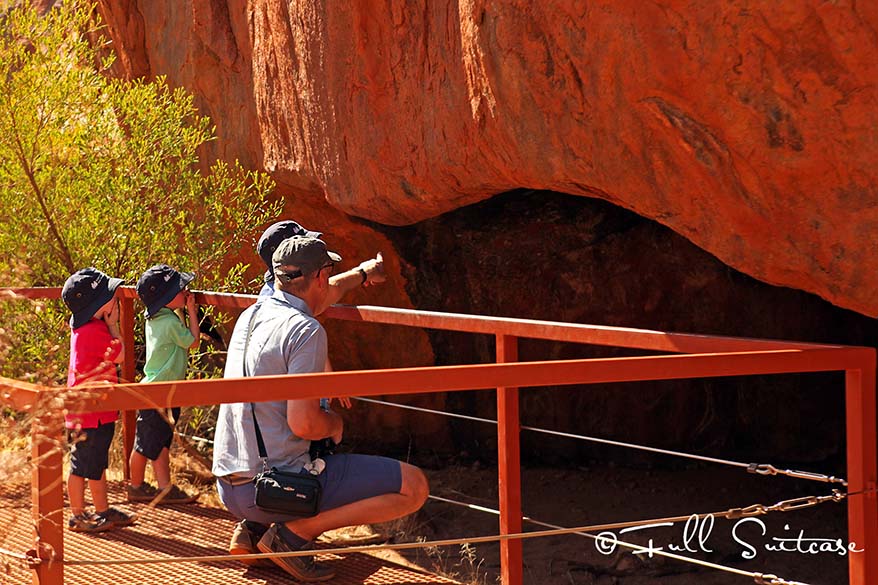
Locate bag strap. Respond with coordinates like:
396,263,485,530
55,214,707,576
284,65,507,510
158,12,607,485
250,404,269,461
240,304,270,465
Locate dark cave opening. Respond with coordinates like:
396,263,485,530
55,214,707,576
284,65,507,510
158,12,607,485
364,188,877,470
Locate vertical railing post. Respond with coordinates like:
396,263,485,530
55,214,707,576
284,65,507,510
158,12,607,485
31,409,64,585
496,334,522,585
119,295,137,480
846,360,878,585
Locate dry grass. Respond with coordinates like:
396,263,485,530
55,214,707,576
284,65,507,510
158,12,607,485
0,413,31,485
369,510,491,585
169,439,221,507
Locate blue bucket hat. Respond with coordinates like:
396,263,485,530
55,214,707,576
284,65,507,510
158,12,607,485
136,264,195,318
257,220,322,283
62,268,124,329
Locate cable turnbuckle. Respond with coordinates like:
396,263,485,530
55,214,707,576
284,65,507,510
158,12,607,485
24,549,42,570
746,463,847,486
753,573,810,585
769,490,845,512
726,504,766,519
726,490,844,519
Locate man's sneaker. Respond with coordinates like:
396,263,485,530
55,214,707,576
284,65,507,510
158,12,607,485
127,482,160,503
68,512,112,533
229,520,272,567
97,507,137,528
155,484,198,505
257,524,335,582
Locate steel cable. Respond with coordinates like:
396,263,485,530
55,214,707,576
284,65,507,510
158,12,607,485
354,397,846,486
55,494,828,584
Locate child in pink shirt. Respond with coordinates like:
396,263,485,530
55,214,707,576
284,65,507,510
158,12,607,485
62,268,136,533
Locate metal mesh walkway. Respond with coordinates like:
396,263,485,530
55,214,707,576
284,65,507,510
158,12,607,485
0,482,458,584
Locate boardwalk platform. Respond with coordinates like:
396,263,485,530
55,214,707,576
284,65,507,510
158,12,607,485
0,482,457,584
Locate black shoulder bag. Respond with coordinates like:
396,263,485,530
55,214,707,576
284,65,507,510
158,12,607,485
242,304,322,517
250,405,322,517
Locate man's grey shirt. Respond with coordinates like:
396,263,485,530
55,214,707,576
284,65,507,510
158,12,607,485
212,288,327,478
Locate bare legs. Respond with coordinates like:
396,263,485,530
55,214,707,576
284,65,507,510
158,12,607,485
129,447,171,488
67,470,109,515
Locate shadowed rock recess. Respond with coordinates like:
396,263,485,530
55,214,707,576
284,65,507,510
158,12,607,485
94,1,878,464
375,189,877,465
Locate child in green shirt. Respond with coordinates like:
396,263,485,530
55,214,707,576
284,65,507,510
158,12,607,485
128,264,200,504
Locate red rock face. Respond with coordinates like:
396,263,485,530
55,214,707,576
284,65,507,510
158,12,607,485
93,1,878,460
97,1,878,315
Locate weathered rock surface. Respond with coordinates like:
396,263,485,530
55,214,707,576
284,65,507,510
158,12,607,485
98,0,878,315
94,2,878,461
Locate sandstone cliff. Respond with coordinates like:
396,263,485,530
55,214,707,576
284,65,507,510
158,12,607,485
97,0,878,315
94,1,878,460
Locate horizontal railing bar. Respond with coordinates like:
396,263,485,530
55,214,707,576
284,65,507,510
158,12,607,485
192,290,258,309
324,305,841,352
1,286,137,300
60,347,870,413
0,376,43,410
2,288,845,352
0,287,258,309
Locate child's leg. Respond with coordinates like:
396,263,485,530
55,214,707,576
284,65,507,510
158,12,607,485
67,425,110,516
136,409,175,488
67,473,87,516
129,449,149,488
91,470,137,528
152,447,172,489
158,407,180,488
89,472,109,513
131,410,159,487
81,421,115,513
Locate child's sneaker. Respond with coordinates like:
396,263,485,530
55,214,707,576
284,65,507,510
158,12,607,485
97,507,137,528
127,482,160,503
68,512,112,533
156,484,198,505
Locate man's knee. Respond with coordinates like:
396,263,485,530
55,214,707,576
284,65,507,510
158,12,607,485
400,462,429,507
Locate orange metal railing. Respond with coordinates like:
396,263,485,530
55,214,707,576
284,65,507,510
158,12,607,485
0,287,875,585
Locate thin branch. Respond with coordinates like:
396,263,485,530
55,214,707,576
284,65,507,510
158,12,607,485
16,150,75,273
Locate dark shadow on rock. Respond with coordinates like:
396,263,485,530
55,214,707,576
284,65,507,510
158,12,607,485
364,189,878,468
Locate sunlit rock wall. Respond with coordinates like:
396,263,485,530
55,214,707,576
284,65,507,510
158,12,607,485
95,1,878,461
99,0,878,315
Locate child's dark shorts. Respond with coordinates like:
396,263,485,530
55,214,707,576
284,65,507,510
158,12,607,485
133,407,180,461
68,421,116,480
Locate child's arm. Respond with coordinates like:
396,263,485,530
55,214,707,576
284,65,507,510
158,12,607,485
104,299,124,364
185,291,200,349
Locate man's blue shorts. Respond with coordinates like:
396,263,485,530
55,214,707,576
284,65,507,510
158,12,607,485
217,453,403,525
68,421,115,480
133,408,180,460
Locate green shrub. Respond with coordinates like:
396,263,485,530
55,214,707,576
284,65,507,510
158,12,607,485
0,1,280,382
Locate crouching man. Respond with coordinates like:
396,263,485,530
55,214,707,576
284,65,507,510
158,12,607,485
212,236,428,581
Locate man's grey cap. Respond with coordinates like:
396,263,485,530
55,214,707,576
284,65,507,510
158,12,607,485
272,236,341,281
257,220,322,282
